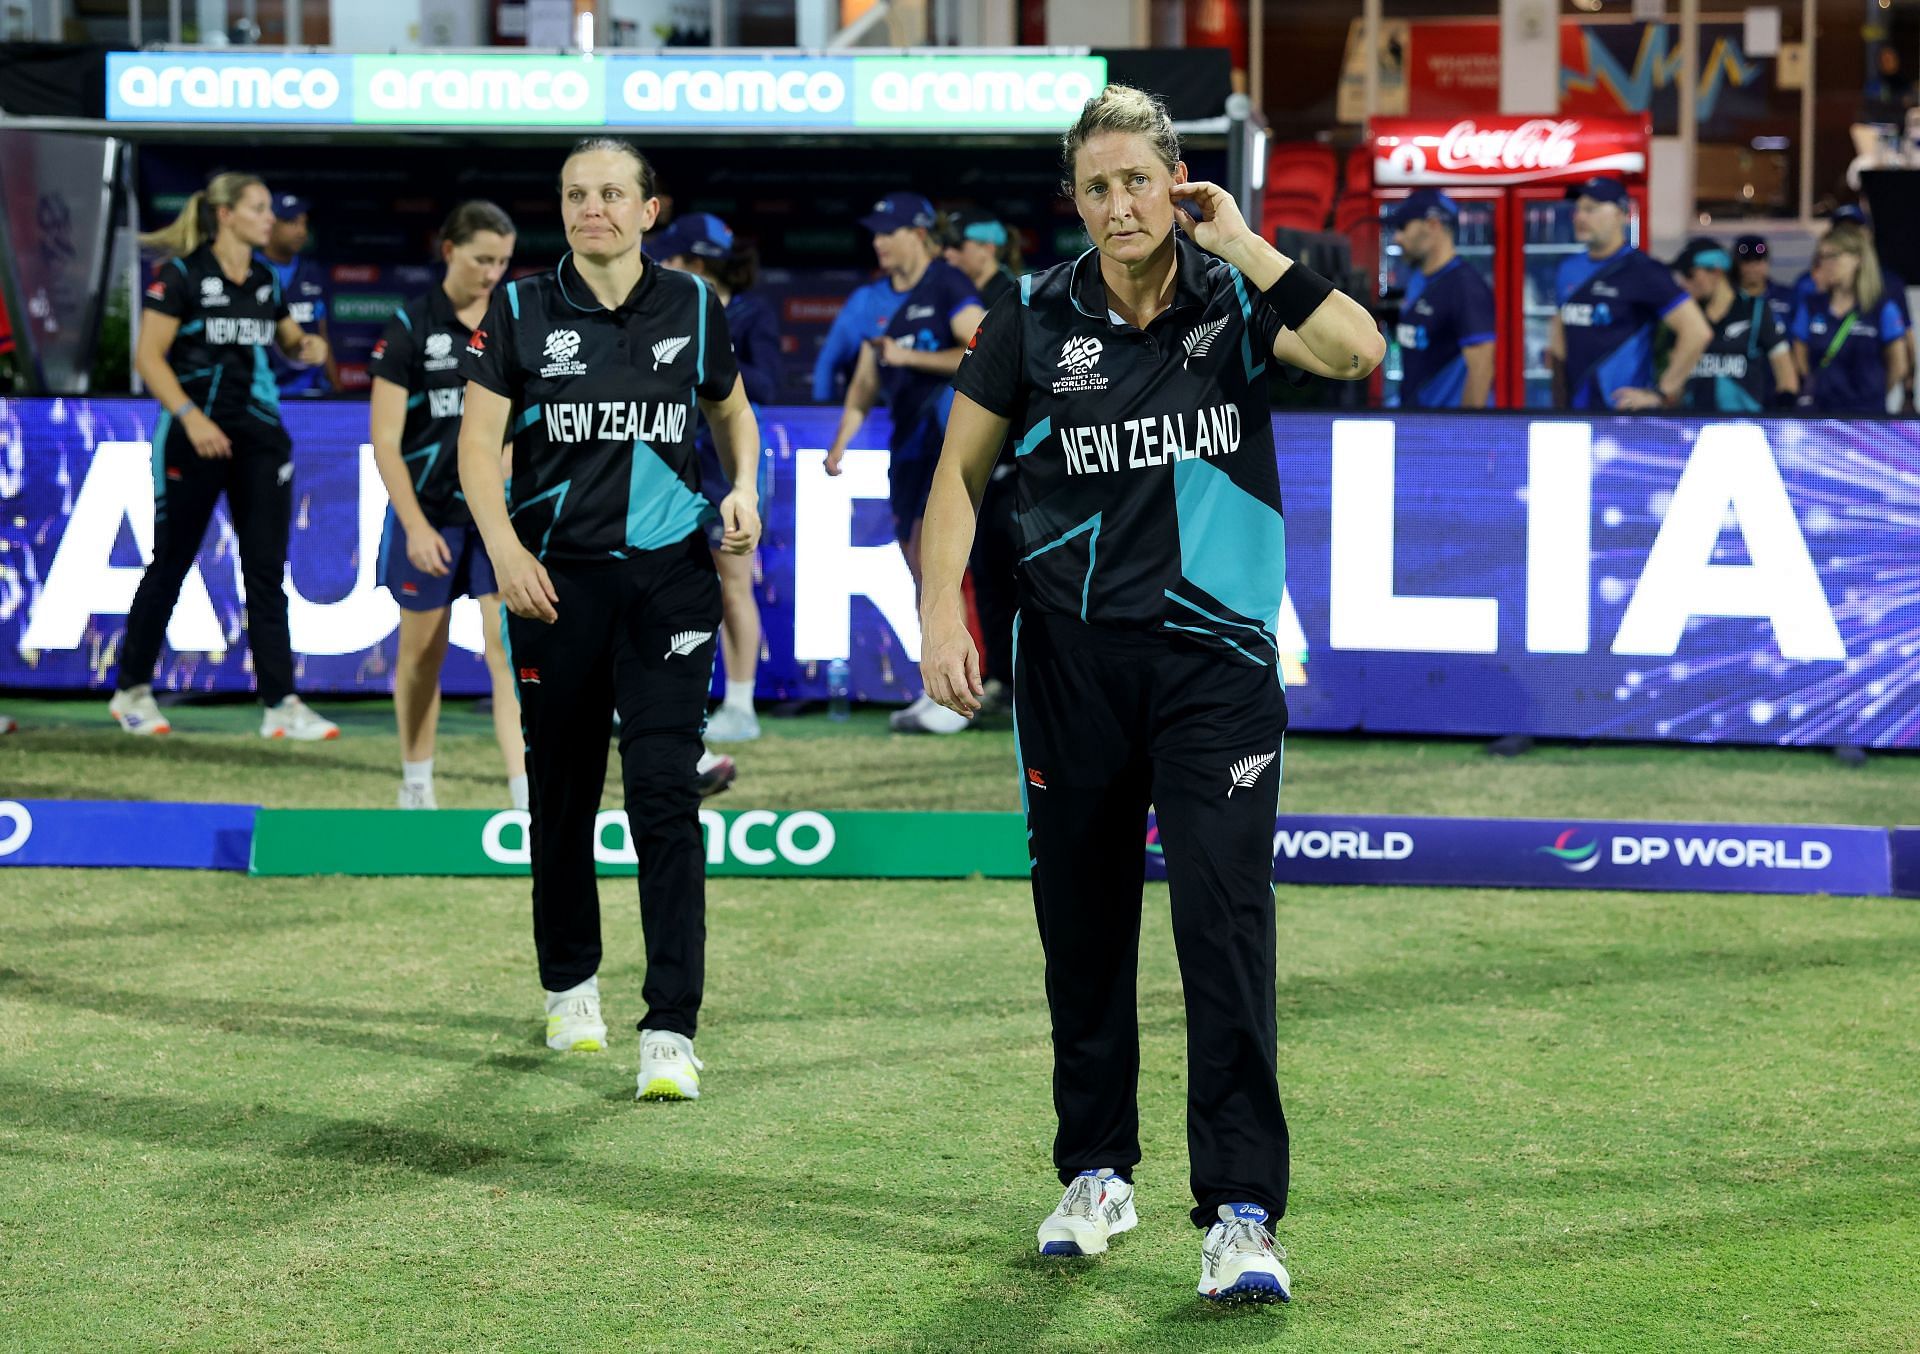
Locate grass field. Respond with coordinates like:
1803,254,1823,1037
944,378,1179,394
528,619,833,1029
2,697,1917,1351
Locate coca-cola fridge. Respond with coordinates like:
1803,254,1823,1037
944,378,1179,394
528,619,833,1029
1369,116,1651,409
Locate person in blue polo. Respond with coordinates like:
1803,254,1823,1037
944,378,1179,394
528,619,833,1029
1791,221,1911,414
256,192,337,397
1386,189,1496,408
1548,177,1710,411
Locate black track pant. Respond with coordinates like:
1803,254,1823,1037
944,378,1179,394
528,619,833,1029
117,416,295,704
968,468,1020,687
1013,612,1290,1228
507,535,721,1038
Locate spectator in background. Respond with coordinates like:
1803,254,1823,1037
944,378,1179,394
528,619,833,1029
1796,205,1913,404
1733,236,1798,332
824,191,985,735
1385,189,1495,408
651,212,780,744
1668,237,1797,412
942,205,1022,711
1792,222,1910,414
942,206,1021,307
257,193,338,396
1547,177,1710,411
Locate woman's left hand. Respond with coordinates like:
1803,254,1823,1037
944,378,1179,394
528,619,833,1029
1170,181,1257,259
718,490,761,556
1611,387,1666,412
295,333,329,368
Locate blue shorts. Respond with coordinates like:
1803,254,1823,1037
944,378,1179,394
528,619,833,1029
887,414,945,538
378,514,498,611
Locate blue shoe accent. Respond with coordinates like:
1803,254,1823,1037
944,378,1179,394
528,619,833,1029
1205,1271,1289,1305
1039,1240,1085,1257
1230,1202,1270,1225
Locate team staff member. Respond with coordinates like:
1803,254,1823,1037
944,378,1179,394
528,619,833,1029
457,137,761,1101
920,84,1383,1304
810,273,902,402
1669,238,1798,412
258,193,338,397
111,172,338,741
1791,222,1910,414
1386,189,1496,408
370,200,524,810
943,206,1021,307
825,192,984,735
1548,177,1711,411
1734,236,1798,331
651,212,780,744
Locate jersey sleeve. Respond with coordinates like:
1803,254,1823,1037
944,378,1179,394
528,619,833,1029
1641,257,1689,320
1789,301,1813,345
950,289,1023,418
271,272,293,325
143,258,192,319
460,282,520,399
695,280,741,403
1458,273,1497,347
367,306,418,389
1882,297,1909,342
942,267,983,325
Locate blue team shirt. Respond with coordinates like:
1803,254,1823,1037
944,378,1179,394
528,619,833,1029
1752,282,1798,332
811,277,904,401
1792,293,1908,413
878,259,980,454
256,251,330,396
1557,245,1688,409
1796,268,1910,326
1394,258,1497,408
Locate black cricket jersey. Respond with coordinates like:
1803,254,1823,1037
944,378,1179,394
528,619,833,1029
953,236,1291,668
369,286,478,528
142,244,291,429
460,253,739,563
1682,294,1789,413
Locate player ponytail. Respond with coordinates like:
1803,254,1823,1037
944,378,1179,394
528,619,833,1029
139,172,264,258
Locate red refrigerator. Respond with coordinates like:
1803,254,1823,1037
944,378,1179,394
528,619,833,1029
1368,116,1652,409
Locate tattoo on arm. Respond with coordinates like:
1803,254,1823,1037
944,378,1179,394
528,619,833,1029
1350,353,1360,370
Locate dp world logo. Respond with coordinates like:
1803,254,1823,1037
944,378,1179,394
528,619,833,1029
1538,828,1600,873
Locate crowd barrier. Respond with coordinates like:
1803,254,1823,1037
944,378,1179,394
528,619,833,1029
1,399,1915,748
2,800,1914,898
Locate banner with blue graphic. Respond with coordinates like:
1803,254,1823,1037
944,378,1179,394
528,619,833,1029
0,799,256,870
1,400,1915,748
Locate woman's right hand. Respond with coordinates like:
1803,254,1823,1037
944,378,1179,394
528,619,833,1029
493,542,559,623
919,593,983,718
405,521,453,577
183,410,232,460
824,443,847,477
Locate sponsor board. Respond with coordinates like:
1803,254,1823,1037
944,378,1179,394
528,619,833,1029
1144,813,1891,896
1893,829,1920,899
0,800,255,870
104,52,1106,131
249,808,1030,878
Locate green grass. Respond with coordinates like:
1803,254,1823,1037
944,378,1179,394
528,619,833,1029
1,699,1917,1350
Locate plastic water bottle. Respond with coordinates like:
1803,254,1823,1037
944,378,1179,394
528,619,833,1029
827,658,851,722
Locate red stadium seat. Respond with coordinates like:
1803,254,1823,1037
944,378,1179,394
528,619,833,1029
1263,142,1337,235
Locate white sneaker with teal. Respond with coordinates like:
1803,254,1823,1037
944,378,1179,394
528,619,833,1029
544,979,607,1052
636,1029,703,1101
1037,1168,1137,1257
1197,1203,1291,1304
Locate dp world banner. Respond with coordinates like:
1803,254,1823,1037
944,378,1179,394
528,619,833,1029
2,400,1917,748
104,52,1107,131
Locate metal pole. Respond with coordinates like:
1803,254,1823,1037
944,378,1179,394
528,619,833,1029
129,0,141,44
1363,0,1381,121
287,0,301,44
1800,0,1817,223
167,0,180,44
1250,0,1263,115
1678,0,1698,228
710,0,723,46
242,0,258,43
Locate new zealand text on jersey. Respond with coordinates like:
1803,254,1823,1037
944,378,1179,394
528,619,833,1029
428,388,464,418
542,400,689,444
207,317,277,346
1059,402,1242,476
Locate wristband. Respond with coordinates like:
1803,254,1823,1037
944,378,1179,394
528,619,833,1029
171,398,196,419
1257,264,1337,330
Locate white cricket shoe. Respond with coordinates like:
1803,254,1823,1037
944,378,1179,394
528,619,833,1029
544,980,607,1052
0,713,16,735
108,684,171,736
636,1029,703,1101
705,704,761,742
261,695,339,741
1197,1203,1291,1304
892,697,970,734
397,780,437,810
695,749,736,799
1037,1168,1137,1257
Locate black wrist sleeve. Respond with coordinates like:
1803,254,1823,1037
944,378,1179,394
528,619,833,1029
1257,264,1337,330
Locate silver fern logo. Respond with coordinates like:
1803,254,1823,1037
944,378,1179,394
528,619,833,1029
663,629,712,659
1226,752,1276,797
1183,316,1229,368
651,335,692,370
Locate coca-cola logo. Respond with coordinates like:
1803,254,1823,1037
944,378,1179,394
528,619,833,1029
1385,118,1586,179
